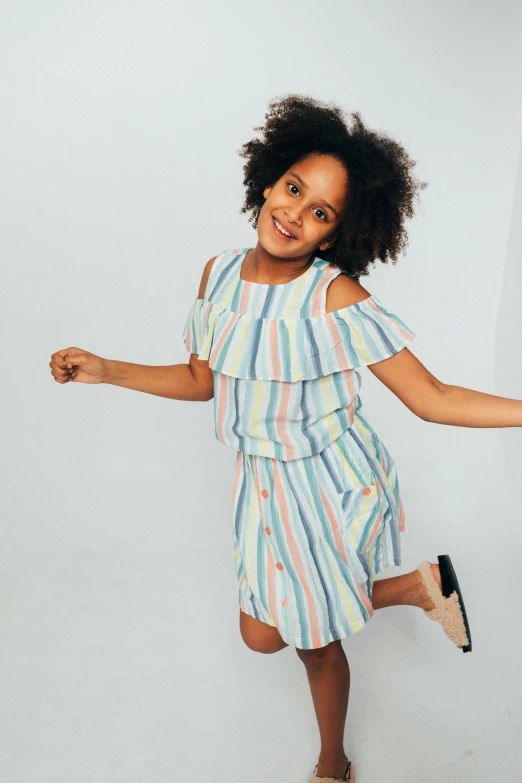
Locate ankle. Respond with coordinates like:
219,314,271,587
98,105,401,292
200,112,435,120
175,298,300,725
395,570,424,608
395,568,433,610
318,751,348,764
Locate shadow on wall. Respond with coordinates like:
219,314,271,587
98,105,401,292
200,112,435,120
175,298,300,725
495,134,522,500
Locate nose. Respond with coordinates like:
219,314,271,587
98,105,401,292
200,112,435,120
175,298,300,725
285,204,303,226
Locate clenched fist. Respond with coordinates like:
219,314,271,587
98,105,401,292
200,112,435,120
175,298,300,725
49,348,110,385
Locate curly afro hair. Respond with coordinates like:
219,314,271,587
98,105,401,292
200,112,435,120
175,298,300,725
238,94,427,279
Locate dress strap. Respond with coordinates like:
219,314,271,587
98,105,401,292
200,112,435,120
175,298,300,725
204,249,244,302
310,261,345,316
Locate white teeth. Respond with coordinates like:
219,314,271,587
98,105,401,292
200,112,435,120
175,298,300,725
274,218,294,238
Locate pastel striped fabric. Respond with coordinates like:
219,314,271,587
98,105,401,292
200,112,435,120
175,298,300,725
232,415,406,648
182,248,415,648
184,294,415,381
182,248,416,461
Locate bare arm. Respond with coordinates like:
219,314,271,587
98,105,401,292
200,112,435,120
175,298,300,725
102,355,213,401
368,348,522,427
326,274,522,428
423,383,522,427
51,256,217,402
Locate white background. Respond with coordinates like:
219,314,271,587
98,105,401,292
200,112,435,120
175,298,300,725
1,1,521,781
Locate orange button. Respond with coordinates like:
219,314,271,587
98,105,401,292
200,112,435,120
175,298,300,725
362,487,372,495
261,489,269,498
276,562,284,570
280,597,289,607
265,526,271,535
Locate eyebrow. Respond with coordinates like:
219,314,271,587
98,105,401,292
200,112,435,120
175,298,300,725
288,171,340,218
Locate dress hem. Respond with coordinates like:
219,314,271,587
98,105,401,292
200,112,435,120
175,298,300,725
238,553,403,650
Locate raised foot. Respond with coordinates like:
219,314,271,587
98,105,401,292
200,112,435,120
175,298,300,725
418,563,463,650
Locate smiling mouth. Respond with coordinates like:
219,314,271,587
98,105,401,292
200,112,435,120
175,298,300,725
272,217,296,240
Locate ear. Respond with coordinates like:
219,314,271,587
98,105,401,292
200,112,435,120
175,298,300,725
263,186,272,199
318,233,337,252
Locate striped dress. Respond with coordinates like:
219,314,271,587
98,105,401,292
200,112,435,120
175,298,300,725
182,248,416,649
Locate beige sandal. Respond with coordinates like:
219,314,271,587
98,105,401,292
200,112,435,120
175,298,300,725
309,756,355,782
418,554,472,652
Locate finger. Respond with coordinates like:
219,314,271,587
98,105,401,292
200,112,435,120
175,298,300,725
63,351,87,368
57,355,84,371
51,368,72,381
49,359,71,377
51,348,83,369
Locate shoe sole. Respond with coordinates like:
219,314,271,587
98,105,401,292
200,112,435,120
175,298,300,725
438,554,472,653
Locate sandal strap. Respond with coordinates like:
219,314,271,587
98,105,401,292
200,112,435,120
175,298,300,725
311,757,352,781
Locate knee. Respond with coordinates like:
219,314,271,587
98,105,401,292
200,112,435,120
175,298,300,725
239,610,289,654
242,635,288,654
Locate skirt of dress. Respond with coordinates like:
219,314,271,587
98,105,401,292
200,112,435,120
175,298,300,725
231,408,408,649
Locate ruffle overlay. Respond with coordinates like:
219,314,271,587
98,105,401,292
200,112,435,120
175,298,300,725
182,294,416,381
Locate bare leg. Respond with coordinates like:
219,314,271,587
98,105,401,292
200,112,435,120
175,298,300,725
296,641,351,780
372,562,440,610
294,563,462,779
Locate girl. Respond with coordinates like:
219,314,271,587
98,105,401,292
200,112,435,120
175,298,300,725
49,94,522,783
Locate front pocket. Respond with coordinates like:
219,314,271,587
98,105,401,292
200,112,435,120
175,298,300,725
338,481,385,557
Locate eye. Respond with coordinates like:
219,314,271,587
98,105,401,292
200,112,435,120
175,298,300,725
287,182,328,222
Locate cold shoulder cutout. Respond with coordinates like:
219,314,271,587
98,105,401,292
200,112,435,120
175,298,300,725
324,268,371,313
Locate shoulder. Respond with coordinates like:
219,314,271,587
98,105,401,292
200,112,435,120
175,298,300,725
197,254,219,299
325,271,371,313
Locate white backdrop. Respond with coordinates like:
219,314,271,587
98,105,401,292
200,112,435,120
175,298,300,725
1,2,521,781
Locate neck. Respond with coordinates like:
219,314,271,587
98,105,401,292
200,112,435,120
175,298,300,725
243,244,315,285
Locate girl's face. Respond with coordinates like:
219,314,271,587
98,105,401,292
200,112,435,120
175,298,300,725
259,153,349,259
